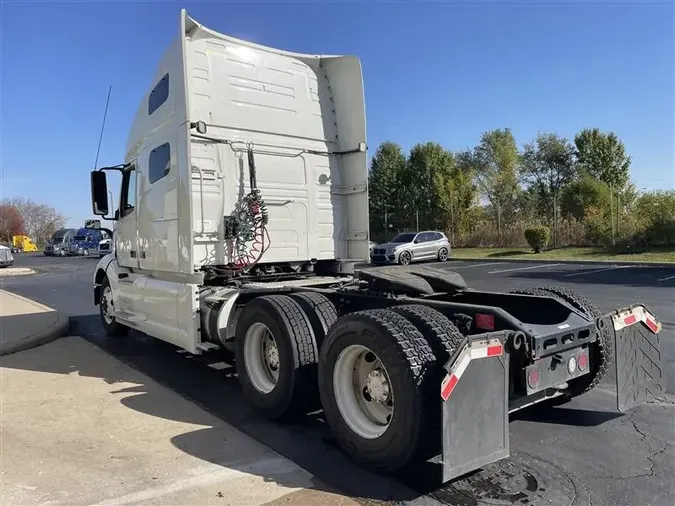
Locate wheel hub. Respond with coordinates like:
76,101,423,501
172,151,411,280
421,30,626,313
264,338,279,371
364,369,391,404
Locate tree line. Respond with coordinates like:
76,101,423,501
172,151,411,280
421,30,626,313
368,127,674,250
0,198,67,247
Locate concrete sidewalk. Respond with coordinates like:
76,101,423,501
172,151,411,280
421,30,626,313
0,337,371,506
0,289,69,356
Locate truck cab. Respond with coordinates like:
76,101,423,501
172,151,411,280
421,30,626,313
67,228,107,257
12,235,38,253
44,228,76,256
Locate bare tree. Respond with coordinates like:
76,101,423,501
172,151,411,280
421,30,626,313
1,198,67,245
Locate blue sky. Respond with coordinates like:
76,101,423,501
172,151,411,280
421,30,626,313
1,0,673,228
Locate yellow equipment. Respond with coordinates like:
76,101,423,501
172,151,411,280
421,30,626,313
12,235,38,252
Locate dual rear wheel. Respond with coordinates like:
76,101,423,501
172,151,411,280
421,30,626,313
233,293,464,472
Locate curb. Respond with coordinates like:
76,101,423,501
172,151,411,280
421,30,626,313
447,257,675,268
0,293,70,356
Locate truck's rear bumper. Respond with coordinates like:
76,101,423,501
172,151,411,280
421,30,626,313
437,304,664,483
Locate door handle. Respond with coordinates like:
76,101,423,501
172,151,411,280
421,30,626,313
140,251,146,259
130,251,137,258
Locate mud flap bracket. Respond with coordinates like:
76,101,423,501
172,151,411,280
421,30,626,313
440,331,511,483
607,305,665,413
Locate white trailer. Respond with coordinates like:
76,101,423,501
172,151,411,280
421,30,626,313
89,10,665,482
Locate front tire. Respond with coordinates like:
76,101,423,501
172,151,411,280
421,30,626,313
398,251,412,265
99,276,129,337
318,309,437,472
82,249,89,256
234,295,319,421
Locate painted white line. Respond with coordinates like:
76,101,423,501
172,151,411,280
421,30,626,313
488,263,561,274
447,262,502,269
564,265,631,278
658,274,675,282
208,361,229,370
176,349,188,354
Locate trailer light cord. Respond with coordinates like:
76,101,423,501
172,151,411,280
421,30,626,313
226,145,270,271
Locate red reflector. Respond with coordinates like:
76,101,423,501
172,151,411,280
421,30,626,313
527,368,540,389
487,344,503,357
624,314,637,326
645,318,659,333
476,313,495,331
441,374,459,401
578,352,588,371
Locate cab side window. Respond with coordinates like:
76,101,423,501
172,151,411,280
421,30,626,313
149,143,171,184
148,74,169,115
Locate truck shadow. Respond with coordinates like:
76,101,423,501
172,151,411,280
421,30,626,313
510,404,623,427
0,314,418,503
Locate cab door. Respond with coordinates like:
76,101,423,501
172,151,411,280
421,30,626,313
112,161,147,322
115,162,139,269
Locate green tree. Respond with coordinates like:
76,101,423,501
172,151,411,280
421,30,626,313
574,128,631,190
560,175,610,221
521,133,576,246
402,142,455,230
368,142,407,240
472,128,521,245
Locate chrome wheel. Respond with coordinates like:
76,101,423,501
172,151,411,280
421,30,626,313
398,251,411,265
333,344,394,440
244,322,280,394
438,247,448,261
101,285,114,325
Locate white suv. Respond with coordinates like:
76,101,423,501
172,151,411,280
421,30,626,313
370,231,451,265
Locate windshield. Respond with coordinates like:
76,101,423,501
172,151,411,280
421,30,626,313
50,236,65,244
391,233,417,243
73,236,86,241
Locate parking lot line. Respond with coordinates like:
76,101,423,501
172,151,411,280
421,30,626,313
488,263,561,274
447,262,501,269
564,265,631,278
658,274,675,282
208,361,229,370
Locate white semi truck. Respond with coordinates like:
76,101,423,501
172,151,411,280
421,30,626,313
89,10,665,483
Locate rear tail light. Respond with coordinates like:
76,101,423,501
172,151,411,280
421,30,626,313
527,368,540,389
578,350,589,371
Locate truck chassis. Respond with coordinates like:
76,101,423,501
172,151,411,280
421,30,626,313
94,262,665,484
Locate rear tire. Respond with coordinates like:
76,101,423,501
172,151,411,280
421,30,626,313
99,276,129,337
235,295,319,421
438,247,449,262
289,292,338,348
511,286,611,404
318,309,437,472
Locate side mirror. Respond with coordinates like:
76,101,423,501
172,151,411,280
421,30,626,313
91,171,109,216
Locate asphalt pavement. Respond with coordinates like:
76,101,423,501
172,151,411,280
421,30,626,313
2,253,674,506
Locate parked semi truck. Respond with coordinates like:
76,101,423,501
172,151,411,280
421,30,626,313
12,235,38,252
89,10,665,483
44,228,76,256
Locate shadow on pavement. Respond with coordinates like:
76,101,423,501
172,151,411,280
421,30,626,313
511,405,623,427
0,314,418,504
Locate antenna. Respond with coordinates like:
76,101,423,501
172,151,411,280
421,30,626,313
93,85,112,170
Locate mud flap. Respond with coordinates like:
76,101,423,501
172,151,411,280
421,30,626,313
439,331,510,483
606,305,664,413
